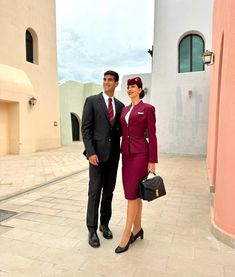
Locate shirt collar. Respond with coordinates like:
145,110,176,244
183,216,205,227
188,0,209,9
102,92,114,103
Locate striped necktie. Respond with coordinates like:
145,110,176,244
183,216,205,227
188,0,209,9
108,98,114,122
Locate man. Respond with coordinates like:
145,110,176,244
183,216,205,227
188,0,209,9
81,70,124,248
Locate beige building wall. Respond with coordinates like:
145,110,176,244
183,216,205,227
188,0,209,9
0,0,60,155
0,102,10,155
59,81,103,145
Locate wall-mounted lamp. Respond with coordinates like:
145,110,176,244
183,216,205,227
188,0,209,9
202,50,215,65
147,45,153,57
188,90,193,98
29,97,37,106
143,87,148,94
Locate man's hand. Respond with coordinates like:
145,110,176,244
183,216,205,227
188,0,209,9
88,154,99,166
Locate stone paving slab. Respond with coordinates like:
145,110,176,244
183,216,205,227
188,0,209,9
0,142,87,201
0,153,235,276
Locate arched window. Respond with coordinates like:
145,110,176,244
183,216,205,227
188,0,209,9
26,30,33,63
71,113,80,141
179,34,204,73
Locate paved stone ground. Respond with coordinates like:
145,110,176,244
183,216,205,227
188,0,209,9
0,144,235,276
0,143,86,200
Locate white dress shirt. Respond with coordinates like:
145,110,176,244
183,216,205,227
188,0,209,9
102,92,116,116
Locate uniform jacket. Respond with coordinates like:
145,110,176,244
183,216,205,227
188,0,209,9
81,92,124,162
120,101,158,163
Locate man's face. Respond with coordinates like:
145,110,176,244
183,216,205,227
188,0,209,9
103,74,118,93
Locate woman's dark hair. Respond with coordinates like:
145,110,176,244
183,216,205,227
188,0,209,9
136,83,145,99
139,90,145,99
104,70,119,82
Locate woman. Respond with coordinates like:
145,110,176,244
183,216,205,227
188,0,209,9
115,77,158,254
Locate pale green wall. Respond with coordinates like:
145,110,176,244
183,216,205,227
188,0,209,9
59,81,103,145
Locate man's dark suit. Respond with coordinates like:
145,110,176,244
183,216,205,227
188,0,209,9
81,92,124,232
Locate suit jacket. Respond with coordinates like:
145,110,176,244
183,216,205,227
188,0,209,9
120,101,158,163
81,92,124,162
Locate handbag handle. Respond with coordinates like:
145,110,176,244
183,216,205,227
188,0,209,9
143,171,156,181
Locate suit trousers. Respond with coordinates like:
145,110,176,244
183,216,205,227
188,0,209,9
86,152,119,232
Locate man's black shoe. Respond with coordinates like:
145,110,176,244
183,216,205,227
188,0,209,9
99,225,113,239
88,231,100,248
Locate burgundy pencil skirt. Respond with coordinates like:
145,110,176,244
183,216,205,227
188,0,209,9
122,152,148,200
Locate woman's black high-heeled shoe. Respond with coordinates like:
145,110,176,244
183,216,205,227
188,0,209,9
115,234,134,254
131,228,144,243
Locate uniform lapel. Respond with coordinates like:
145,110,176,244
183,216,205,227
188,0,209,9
121,104,132,126
129,101,143,124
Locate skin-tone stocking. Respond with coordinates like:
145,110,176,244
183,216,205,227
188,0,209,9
119,199,139,247
132,198,142,235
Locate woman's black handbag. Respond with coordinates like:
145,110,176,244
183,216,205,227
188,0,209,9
139,172,166,201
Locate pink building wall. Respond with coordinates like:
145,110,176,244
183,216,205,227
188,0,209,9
207,0,235,237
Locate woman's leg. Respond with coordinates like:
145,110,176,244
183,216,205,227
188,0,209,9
118,199,139,247
132,198,142,235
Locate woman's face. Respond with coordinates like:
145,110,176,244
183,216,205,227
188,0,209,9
127,84,142,99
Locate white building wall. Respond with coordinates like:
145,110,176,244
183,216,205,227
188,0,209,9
151,0,213,155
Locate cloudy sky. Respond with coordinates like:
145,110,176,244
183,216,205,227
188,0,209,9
56,0,154,85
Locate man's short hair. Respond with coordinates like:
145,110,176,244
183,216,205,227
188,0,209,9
104,70,119,82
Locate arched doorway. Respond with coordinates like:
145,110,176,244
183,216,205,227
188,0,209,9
71,113,80,141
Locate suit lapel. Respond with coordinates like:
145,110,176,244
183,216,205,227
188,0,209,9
114,98,122,123
98,92,110,123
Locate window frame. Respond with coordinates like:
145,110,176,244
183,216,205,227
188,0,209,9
25,28,38,64
178,34,205,73
26,30,34,63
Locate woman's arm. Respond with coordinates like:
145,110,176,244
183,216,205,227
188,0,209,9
147,105,158,164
